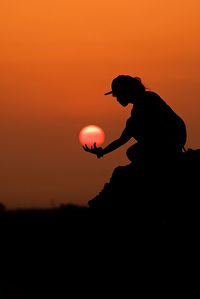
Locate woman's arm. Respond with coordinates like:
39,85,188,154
83,128,132,158
101,128,132,157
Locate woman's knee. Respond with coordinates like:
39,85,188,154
126,147,133,161
126,144,138,161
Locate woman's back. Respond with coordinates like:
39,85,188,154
126,91,187,151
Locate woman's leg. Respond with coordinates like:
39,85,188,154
126,143,144,162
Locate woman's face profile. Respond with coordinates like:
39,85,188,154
114,93,129,107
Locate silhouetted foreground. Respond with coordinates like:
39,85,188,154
0,205,108,298
89,148,200,225
0,150,199,299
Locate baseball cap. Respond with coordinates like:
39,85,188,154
104,91,113,95
104,75,131,96
104,75,145,96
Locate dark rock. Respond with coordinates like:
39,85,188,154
88,149,200,225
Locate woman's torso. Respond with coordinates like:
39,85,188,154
126,91,187,149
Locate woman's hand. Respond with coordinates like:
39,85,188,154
83,142,104,158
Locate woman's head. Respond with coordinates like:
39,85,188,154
105,75,146,106
111,75,145,97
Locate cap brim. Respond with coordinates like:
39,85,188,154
104,91,113,95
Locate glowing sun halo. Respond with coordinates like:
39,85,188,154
79,125,105,147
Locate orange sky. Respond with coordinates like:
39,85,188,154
0,0,200,209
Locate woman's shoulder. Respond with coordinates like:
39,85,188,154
144,90,167,105
145,90,161,99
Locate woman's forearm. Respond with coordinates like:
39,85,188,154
102,139,122,156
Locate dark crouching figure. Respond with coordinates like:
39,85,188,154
83,75,199,224
84,75,186,162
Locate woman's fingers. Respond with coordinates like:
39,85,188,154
83,143,100,155
83,144,90,151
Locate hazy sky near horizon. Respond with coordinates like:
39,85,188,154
0,0,200,209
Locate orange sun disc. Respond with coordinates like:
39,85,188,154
79,125,105,147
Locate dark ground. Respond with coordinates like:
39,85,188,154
0,206,159,298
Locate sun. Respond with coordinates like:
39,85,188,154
79,125,105,147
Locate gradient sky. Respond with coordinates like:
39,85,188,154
0,0,200,209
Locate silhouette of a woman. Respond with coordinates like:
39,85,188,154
83,75,187,162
